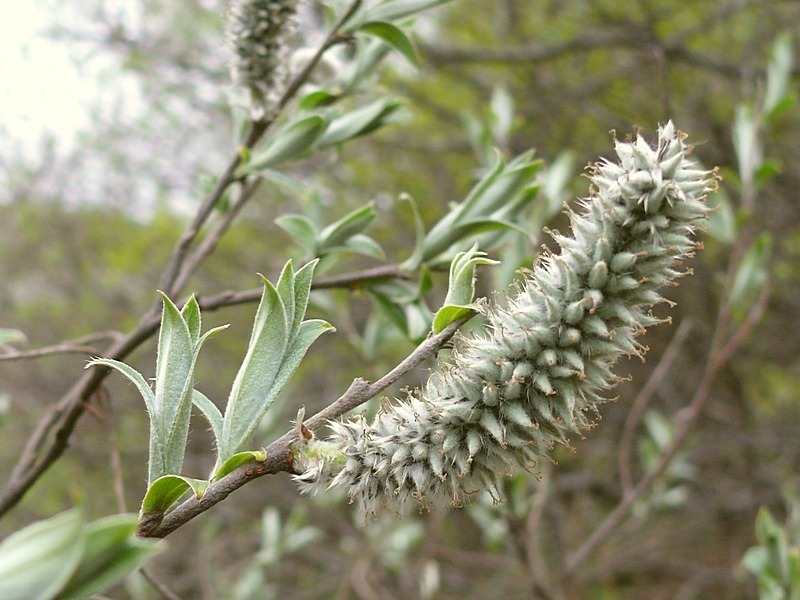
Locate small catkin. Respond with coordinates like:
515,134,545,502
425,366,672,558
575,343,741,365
226,0,298,118
294,122,717,521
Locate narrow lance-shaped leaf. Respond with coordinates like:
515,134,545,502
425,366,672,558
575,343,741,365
192,389,224,449
764,32,795,120
316,202,377,253
729,233,772,310
0,508,86,600
317,98,402,147
0,328,26,345
359,21,420,67
220,276,289,465
242,115,328,173
217,261,333,473
422,151,540,262
354,0,456,24
60,515,162,600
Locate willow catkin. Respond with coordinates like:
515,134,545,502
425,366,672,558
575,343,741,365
294,123,717,521
226,0,297,118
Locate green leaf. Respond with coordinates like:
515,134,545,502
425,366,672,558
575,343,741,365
756,160,782,187
243,115,328,172
218,263,333,467
764,32,795,120
154,293,194,440
706,188,737,244
60,515,162,600
181,295,202,345
0,328,26,345
317,202,378,253
213,450,267,481
317,99,402,147
342,37,393,92
405,299,433,342
432,245,496,333
489,85,514,144
298,89,339,111
0,508,86,600
431,305,479,335
140,475,209,516
399,194,427,270
192,389,223,447
421,151,540,262
221,277,289,463
732,103,762,189
359,21,420,67
360,0,456,23
86,358,155,418
338,234,386,259
276,214,319,252
443,244,498,307
729,233,772,310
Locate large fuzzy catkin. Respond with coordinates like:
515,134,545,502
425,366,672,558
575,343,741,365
226,0,297,118
294,123,716,521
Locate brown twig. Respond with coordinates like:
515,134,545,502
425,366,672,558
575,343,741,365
139,568,183,600
138,313,475,538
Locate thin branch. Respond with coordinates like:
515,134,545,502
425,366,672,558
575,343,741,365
139,568,183,600
0,0,365,520
564,284,770,574
0,331,124,362
138,313,475,538
169,178,264,295
0,344,99,362
617,319,693,494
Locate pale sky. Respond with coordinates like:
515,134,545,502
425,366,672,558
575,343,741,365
0,3,89,152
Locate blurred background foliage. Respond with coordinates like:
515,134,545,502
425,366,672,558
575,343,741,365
1,0,800,598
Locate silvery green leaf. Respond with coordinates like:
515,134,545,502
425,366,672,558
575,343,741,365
85,358,155,418
342,37,393,93
337,234,386,260
242,115,328,173
431,245,497,333
317,98,402,147
764,32,795,120
732,104,762,189
0,328,26,345
358,0,456,24
399,194,428,270
154,293,194,441
276,214,319,253
221,277,289,463
158,296,226,484
422,151,540,262
0,508,85,600
359,21,420,67
60,515,161,600
192,389,224,448
729,233,772,310
442,244,498,308
218,262,332,466
317,202,377,252
489,86,514,145
181,295,202,345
